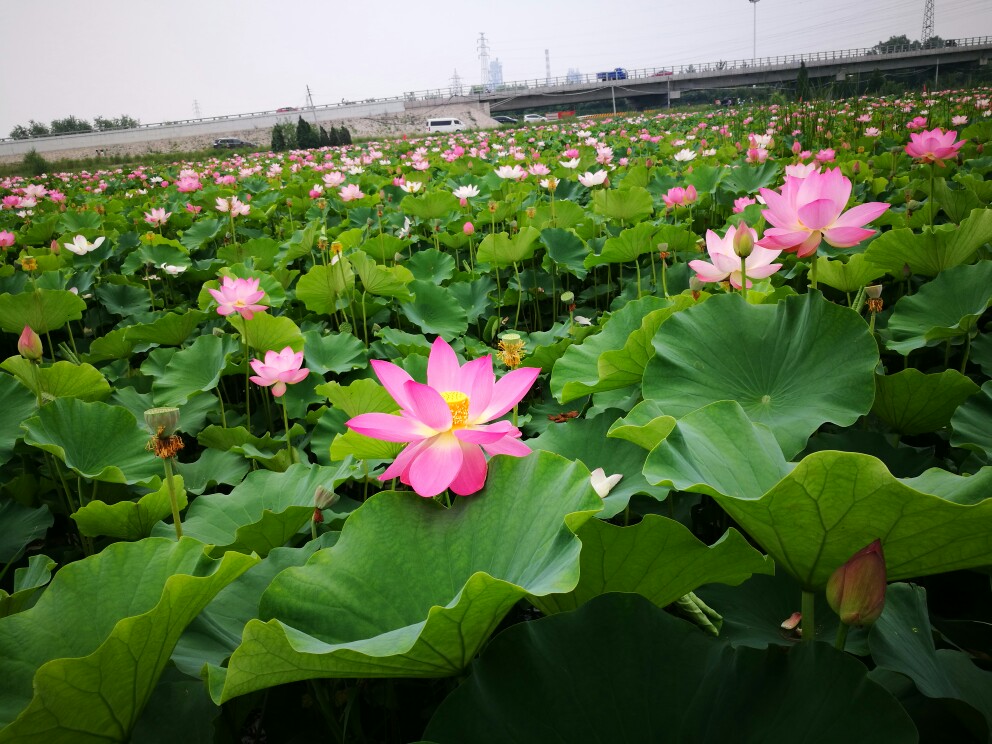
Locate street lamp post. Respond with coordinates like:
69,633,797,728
749,0,760,64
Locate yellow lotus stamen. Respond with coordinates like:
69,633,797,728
441,390,470,426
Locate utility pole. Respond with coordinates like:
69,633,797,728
192,99,201,118
922,0,935,46
478,33,491,92
306,85,319,126
749,0,760,64
545,49,551,85
450,69,463,96
611,84,616,115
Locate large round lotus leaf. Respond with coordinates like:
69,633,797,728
869,583,992,738
950,380,992,458
301,330,367,375
228,312,303,353
642,291,878,457
294,261,354,315
864,208,992,277
399,281,468,341
405,249,455,285
423,593,917,744
125,310,207,346
533,516,773,615
590,185,653,222
872,369,980,435
208,451,603,703
350,250,414,298
647,401,992,589
528,410,667,518
151,334,239,406
2,357,111,403
884,261,992,355
814,253,885,293
972,332,992,377
541,228,590,279
0,538,255,743
584,221,656,267
0,373,36,467
71,476,188,540
0,502,52,564
20,398,163,486
475,227,542,267
0,289,86,334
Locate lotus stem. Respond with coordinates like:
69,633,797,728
162,457,183,539
834,622,850,651
801,590,816,643
809,256,818,291
282,399,295,465
740,256,748,301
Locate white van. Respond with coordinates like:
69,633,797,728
427,118,466,133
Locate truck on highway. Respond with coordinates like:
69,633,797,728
596,68,628,81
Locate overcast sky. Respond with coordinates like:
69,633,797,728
1,0,988,136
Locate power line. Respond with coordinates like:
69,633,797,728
922,0,936,42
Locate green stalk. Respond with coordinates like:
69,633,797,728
834,622,850,651
163,457,183,539
809,255,818,291
801,590,816,643
282,399,295,465
740,256,748,302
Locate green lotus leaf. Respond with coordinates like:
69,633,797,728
94,283,150,318
151,334,239,406
20,398,163,486
176,449,249,495
160,462,359,556
447,277,494,324
584,221,656,267
218,236,280,270
172,534,337,678
865,209,992,277
0,374,36,466
0,538,255,743
529,411,667,518
720,160,782,194
400,192,459,220
591,185,653,222
228,312,303,353
0,289,86,334
301,329,367,375
351,250,414,298
541,228,589,279
85,328,135,363
71,476,187,540
208,451,603,703
872,369,980,435
551,295,671,403
112,387,216,437
424,593,915,744
884,261,992,355
606,399,676,451
2,357,111,403
399,281,468,340
330,430,405,462
653,223,702,257
532,199,587,230
685,164,726,194
646,401,992,589
0,554,57,618
359,233,409,263
869,583,992,739
642,291,878,457
0,502,52,564
126,310,207,346
475,226,542,267
950,380,992,458
534,517,773,614
972,332,992,377
58,210,102,232
295,261,355,315
405,249,455,285
180,217,224,251
129,668,218,744
814,253,886,292
316,377,400,417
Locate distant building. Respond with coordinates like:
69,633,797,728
489,58,504,89
566,68,582,84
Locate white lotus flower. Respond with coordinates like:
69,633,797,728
673,149,697,162
452,184,480,200
590,468,623,498
577,170,608,187
63,235,105,255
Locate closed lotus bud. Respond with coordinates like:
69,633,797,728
314,485,339,510
18,326,43,361
733,226,754,258
144,407,181,437
560,291,574,304
463,221,475,236
826,539,886,627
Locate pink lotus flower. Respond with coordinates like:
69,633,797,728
185,202,202,214
757,168,890,258
663,185,698,209
689,224,782,289
494,165,526,180
176,175,202,192
0,230,14,248
904,128,966,166
144,207,171,226
339,184,365,202
249,346,310,398
347,337,539,498
732,196,756,213
207,276,267,319
906,116,928,131
216,196,250,217
815,148,836,163
951,115,968,126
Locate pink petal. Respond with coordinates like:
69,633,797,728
409,434,463,497
794,231,823,258
479,367,540,421
757,229,810,251
455,421,516,445
249,374,272,387
832,202,889,229
688,260,728,283
797,198,840,231
370,359,415,410
271,381,287,397
403,381,452,431
426,336,462,392
822,226,876,248
380,439,430,483
461,356,495,422
347,412,432,442
448,442,488,496
482,434,531,457
745,263,782,279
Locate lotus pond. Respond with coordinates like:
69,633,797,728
1,90,992,743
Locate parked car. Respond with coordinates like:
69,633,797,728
523,114,548,122
493,115,517,124
596,67,628,81
276,106,298,112
426,118,466,133
213,138,254,149
652,70,674,76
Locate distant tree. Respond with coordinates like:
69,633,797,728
338,125,352,146
9,125,29,140
796,61,811,101
296,116,318,149
50,115,93,134
27,120,50,137
271,125,286,152
327,126,341,147
872,35,920,54
22,149,49,176
318,126,330,146
866,67,885,93
922,35,954,49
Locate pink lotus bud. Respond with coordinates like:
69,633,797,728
463,221,475,236
0,231,15,249
18,326,43,361
826,539,886,627
792,140,802,154
50,239,60,254
685,185,697,203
